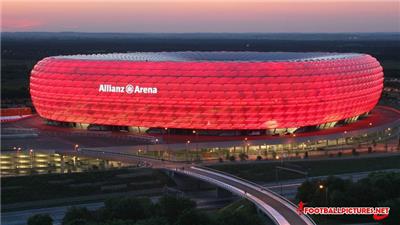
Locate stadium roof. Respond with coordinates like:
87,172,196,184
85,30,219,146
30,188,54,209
54,51,362,62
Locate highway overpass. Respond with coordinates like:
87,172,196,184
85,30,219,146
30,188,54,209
72,148,316,225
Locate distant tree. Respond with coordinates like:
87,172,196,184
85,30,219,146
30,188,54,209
175,209,214,225
272,151,277,159
27,214,53,225
217,208,263,225
329,190,349,207
380,198,400,225
62,207,92,225
225,152,230,160
156,196,196,224
104,197,152,221
397,138,400,151
296,180,318,204
256,155,262,160
62,219,87,225
238,153,248,161
135,217,169,225
372,139,377,147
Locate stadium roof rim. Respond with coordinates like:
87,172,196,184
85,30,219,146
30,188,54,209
53,51,363,62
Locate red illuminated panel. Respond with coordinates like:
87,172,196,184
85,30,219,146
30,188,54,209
30,53,383,130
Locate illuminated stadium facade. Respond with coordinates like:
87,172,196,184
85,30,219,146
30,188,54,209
30,52,384,136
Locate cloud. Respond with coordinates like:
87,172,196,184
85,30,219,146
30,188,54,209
2,18,44,30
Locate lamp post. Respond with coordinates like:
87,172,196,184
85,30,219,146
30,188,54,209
244,137,248,154
319,184,329,205
138,149,143,165
186,140,191,162
29,149,34,170
192,130,199,161
164,128,169,160
155,138,160,159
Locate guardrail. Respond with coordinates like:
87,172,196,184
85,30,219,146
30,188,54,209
193,166,316,225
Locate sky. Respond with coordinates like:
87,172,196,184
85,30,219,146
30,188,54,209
2,0,400,33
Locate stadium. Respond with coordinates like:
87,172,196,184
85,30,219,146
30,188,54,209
30,51,383,135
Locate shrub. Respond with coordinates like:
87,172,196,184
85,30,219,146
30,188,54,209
62,207,92,225
156,196,196,224
238,153,248,161
28,214,53,225
104,197,152,221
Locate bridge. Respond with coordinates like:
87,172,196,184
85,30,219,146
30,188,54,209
72,148,316,225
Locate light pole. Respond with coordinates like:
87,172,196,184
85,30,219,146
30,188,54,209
244,137,248,154
186,140,191,162
319,184,329,205
137,149,142,166
164,127,169,160
29,149,34,170
155,138,160,159
192,130,199,161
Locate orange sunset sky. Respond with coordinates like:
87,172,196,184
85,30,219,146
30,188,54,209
2,0,400,32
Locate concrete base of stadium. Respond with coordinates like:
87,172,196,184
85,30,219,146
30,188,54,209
75,106,400,162
45,113,367,137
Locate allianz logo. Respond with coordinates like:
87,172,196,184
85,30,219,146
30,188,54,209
98,84,158,94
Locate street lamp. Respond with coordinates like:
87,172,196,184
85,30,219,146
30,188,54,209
163,127,169,160
244,137,248,154
319,184,329,205
186,140,191,162
192,130,200,161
